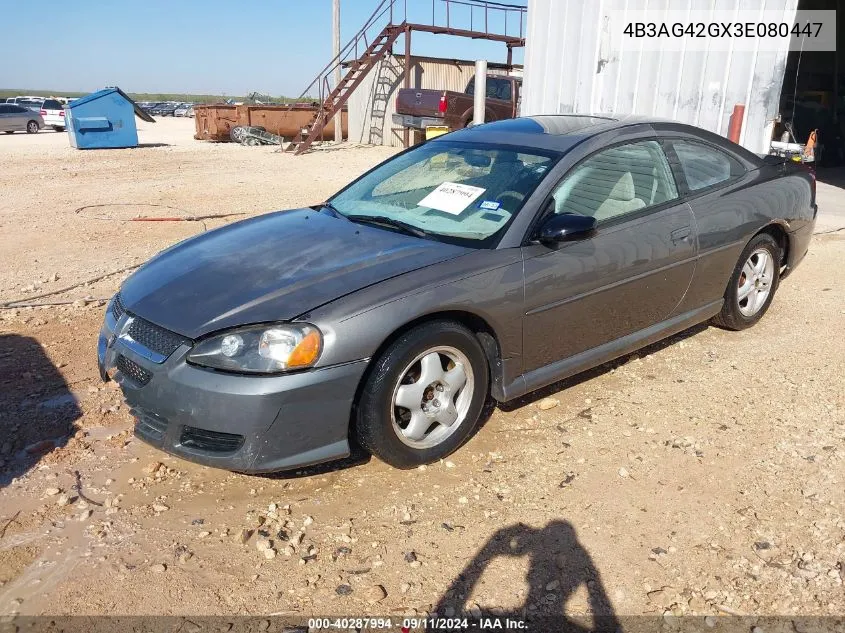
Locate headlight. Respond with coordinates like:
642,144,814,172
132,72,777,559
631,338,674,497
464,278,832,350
187,324,322,374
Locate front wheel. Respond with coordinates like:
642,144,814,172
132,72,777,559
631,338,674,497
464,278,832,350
355,321,489,468
26,121,39,133
712,232,781,330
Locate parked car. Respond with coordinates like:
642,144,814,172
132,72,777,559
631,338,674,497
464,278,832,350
394,74,521,133
150,103,177,117
14,99,44,112
0,103,44,133
5,95,43,106
98,115,816,474
174,103,193,117
38,98,66,131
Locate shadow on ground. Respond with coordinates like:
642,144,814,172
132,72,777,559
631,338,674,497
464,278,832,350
0,334,82,488
430,520,621,632
262,324,709,479
501,323,709,411
814,165,845,189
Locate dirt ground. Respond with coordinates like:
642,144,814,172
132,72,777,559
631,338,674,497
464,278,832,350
0,118,843,624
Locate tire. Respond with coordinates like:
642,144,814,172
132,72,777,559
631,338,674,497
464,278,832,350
26,121,39,134
712,232,782,331
52,126,65,132
355,321,489,468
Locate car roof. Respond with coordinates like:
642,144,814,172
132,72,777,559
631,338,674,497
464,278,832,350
436,114,761,162
438,114,659,151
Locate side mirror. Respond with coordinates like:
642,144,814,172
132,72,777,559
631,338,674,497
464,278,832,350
537,213,597,244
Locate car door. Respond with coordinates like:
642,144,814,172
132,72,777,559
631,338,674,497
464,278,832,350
661,138,750,312
8,105,28,130
521,139,697,373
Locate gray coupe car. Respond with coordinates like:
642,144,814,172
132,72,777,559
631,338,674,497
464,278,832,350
98,115,816,473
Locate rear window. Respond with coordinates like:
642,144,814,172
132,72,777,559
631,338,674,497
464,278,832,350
42,99,62,110
465,77,513,101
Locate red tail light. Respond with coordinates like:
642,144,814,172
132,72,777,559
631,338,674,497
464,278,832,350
60,110,65,116
40,109,46,115
438,94,447,114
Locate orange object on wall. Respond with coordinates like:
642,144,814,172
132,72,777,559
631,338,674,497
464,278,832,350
727,104,745,143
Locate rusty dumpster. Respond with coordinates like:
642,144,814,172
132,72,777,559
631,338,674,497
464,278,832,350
194,103,348,142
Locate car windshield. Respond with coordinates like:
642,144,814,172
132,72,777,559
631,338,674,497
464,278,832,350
329,141,558,247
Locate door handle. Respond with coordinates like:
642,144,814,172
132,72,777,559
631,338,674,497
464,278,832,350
671,226,691,244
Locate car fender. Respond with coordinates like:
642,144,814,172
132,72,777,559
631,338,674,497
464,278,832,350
303,249,525,398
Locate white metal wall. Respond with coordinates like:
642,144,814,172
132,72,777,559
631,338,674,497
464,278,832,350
348,55,511,147
522,0,799,154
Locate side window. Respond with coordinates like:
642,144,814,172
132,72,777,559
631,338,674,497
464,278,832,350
670,140,744,191
551,140,679,222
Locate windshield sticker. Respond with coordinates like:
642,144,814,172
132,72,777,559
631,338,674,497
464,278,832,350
419,182,486,215
479,200,501,211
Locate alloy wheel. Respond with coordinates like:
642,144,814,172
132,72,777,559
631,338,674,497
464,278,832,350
390,346,474,449
737,247,775,317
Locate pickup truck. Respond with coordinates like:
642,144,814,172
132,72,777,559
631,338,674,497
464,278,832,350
393,74,521,133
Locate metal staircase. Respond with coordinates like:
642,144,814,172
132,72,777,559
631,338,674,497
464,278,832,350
287,23,404,155
286,0,527,155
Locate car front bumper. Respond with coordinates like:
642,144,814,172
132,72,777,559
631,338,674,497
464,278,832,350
98,309,367,473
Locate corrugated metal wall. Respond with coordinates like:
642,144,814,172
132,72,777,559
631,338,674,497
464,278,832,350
522,0,798,154
348,55,510,147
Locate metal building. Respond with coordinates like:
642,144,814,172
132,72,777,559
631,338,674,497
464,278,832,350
521,0,799,154
347,54,518,147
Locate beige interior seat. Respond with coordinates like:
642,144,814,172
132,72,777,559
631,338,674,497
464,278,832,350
592,171,645,220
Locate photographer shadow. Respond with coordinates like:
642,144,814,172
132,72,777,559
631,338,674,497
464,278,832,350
430,521,621,633
0,334,81,488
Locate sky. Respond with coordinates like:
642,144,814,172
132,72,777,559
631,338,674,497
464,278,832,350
1,0,526,97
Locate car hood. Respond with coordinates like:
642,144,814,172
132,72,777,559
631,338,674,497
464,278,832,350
119,209,471,339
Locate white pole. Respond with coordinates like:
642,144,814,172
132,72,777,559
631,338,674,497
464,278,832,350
333,0,342,143
473,60,487,126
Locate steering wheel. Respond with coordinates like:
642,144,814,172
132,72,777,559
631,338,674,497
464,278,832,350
496,190,525,211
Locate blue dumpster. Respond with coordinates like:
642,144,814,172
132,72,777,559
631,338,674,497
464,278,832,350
65,87,155,149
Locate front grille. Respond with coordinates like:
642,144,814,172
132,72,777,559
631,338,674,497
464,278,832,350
116,354,152,386
111,293,126,321
132,408,168,442
180,426,244,454
127,317,189,358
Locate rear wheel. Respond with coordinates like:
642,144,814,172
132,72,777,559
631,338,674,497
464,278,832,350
712,232,781,330
26,121,39,133
355,321,489,468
